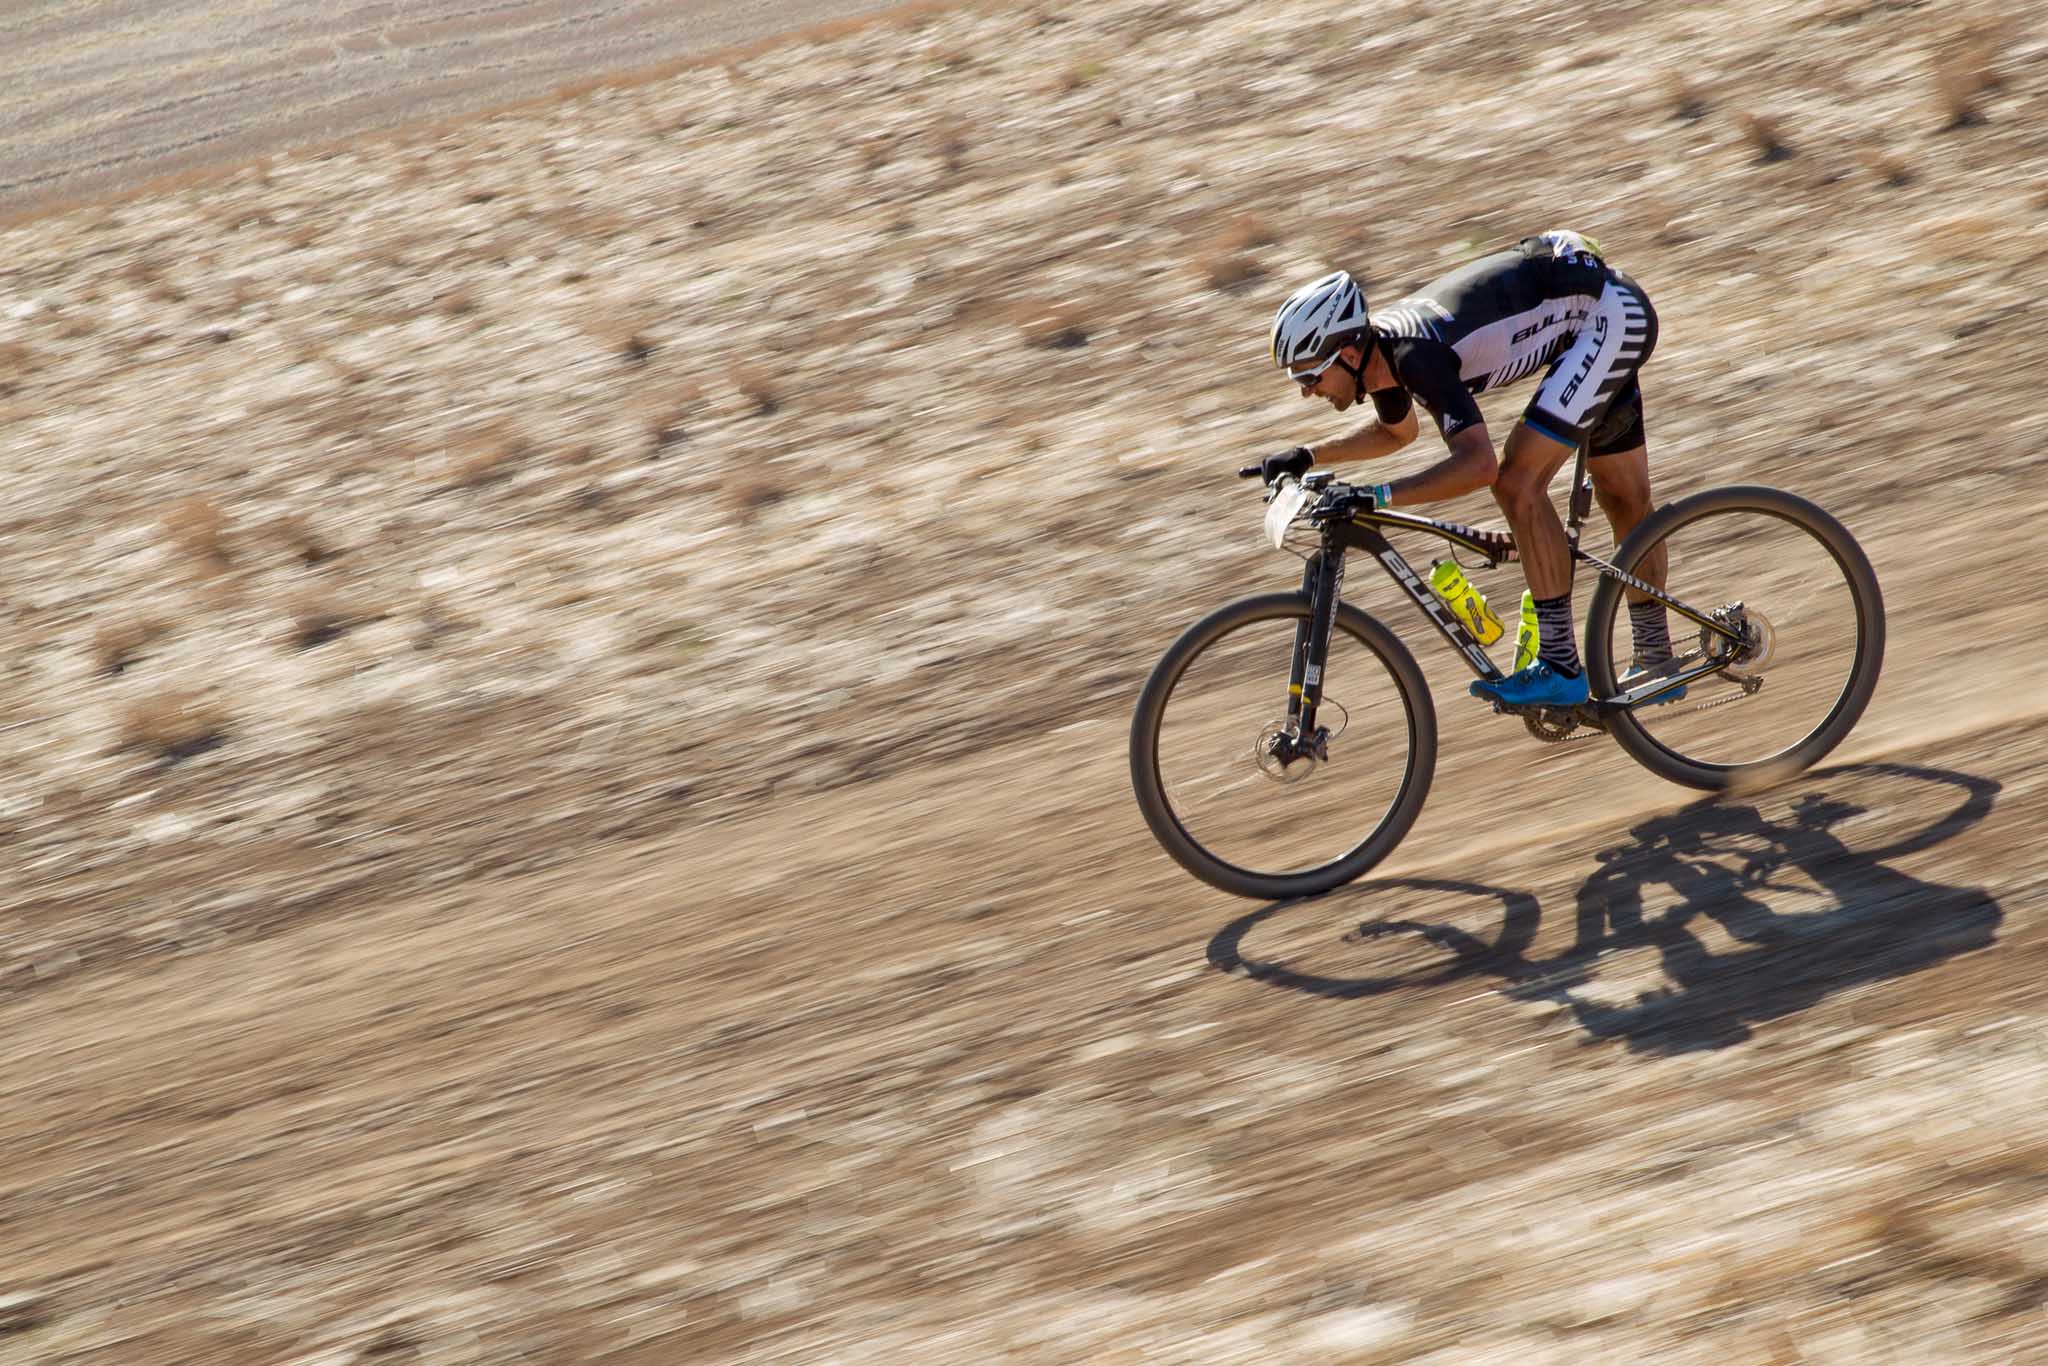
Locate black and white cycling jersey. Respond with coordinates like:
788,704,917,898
1368,230,1658,456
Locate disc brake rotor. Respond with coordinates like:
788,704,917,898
1254,721,1323,783
1704,605,1776,680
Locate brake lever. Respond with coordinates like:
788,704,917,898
1305,486,1376,522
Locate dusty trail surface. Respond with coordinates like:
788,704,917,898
3,0,2048,1360
0,0,904,216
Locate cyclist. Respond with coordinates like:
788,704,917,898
1248,230,1673,708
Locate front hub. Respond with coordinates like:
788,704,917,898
1254,722,1329,782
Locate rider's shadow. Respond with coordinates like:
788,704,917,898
1525,764,2002,1053
1210,764,2003,1055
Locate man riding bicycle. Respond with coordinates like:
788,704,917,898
1249,230,1673,708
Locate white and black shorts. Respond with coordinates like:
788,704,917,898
1524,272,1657,457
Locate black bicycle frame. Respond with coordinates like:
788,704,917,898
1287,445,1747,731
1287,516,1497,739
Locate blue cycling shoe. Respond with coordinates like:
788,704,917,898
1470,660,1590,707
1619,661,1688,705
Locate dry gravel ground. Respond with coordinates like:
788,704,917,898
3,0,2048,1361
0,0,907,218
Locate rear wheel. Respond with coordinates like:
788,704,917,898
1584,485,1885,790
1130,593,1437,900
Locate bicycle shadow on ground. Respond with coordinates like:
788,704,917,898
1207,878,1543,1000
1208,763,2004,1055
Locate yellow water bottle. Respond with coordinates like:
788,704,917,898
1514,590,1539,672
1428,560,1504,645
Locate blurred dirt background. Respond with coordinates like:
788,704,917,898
3,0,2048,1361
0,0,905,218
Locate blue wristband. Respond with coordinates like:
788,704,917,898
1370,483,1394,509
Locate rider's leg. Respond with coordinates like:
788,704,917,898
1588,442,1658,582
1590,442,1675,674
1588,441,1670,655
1481,276,1654,706
1497,421,1579,598
1491,420,1582,678
1585,385,1676,673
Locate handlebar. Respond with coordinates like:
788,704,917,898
1257,472,1520,566
1267,472,1367,515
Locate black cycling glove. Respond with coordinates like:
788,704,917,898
1239,446,1314,483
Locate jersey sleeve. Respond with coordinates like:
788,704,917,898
1368,385,1412,426
1386,338,1484,441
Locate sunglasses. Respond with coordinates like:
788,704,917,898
1287,351,1345,387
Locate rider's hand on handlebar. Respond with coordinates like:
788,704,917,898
1335,482,1393,515
1238,446,1314,484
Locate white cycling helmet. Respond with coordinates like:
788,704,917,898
1270,270,1371,382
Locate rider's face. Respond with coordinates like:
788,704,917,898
1298,345,1360,411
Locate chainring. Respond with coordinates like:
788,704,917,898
1522,707,1585,743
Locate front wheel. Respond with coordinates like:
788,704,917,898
1584,485,1885,790
1130,593,1438,900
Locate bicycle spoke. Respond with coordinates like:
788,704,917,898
1150,612,1418,882
1596,502,1872,769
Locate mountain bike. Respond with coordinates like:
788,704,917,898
1128,447,1885,900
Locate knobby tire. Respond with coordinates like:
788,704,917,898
1583,484,1885,790
1129,593,1438,901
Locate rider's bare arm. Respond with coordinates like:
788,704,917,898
1304,401,1418,466
1380,423,1497,507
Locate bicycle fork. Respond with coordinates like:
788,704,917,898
1282,548,1344,757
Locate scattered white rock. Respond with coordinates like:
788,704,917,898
1294,1305,1417,1355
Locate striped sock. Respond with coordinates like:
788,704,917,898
1629,599,1673,667
1534,593,1581,678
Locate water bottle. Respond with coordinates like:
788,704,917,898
1428,560,1504,645
1514,590,1539,672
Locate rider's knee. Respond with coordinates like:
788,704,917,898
1594,483,1650,520
1493,465,1547,514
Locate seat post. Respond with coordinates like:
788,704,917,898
1564,443,1593,548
